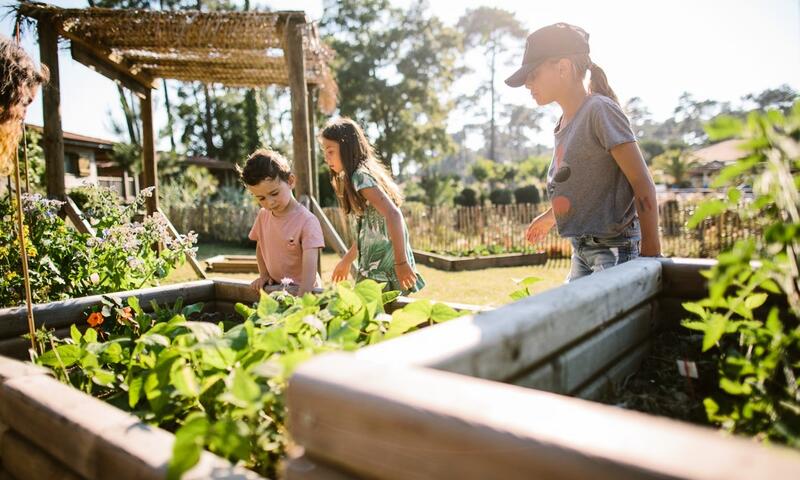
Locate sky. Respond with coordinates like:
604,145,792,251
3,0,799,150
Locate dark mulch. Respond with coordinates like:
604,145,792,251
601,327,719,426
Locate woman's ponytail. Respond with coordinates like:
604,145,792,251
588,62,619,105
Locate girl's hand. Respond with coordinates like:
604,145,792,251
332,259,352,283
250,276,268,292
526,214,555,245
395,261,417,291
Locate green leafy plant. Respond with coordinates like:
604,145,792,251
1,193,92,306
509,276,542,301
681,102,800,446
33,280,463,478
1,186,197,308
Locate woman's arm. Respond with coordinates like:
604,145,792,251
360,187,417,290
299,248,319,295
610,142,662,256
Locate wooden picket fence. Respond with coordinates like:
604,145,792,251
168,198,762,262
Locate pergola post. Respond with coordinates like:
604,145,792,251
140,89,158,216
285,15,312,200
38,19,65,200
307,84,319,202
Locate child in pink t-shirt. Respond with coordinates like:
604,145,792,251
239,149,325,295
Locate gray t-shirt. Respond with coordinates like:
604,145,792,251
546,94,638,238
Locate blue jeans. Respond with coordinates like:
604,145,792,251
568,219,641,282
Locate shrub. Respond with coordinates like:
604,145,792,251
489,188,512,205
454,187,479,207
514,185,540,205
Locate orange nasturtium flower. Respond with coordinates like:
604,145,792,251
87,312,104,328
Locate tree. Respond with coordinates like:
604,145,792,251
673,92,719,145
742,84,798,113
457,7,526,162
493,103,543,162
624,96,652,138
321,0,461,176
652,149,697,187
418,173,459,207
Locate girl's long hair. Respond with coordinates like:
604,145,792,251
566,54,619,105
320,117,403,215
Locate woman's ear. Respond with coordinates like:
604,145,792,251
557,58,571,79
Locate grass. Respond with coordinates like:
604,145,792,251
165,242,571,307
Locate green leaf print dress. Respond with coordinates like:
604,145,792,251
351,168,425,293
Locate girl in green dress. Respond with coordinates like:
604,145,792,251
320,118,425,294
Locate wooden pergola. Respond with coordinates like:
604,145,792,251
18,2,348,265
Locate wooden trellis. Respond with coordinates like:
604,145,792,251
17,2,345,275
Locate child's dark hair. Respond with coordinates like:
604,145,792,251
238,148,292,186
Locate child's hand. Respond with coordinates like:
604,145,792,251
331,259,352,283
526,215,554,245
395,261,417,291
250,276,268,292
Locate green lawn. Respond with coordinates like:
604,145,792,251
165,243,570,307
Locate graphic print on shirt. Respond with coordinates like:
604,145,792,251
549,144,572,218
552,144,571,183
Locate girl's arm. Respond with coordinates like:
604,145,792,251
610,142,662,257
332,242,357,282
299,247,319,295
359,187,418,290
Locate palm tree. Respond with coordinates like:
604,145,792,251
652,149,697,187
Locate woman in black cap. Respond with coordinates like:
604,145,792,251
506,23,661,281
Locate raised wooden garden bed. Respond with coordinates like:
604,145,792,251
204,255,260,274
412,249,547,271
0,279,487,480
285,258,800,479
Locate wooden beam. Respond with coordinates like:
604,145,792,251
0,280,215,343
140,90,158,216
70,44,150,98
307,84,319,202
289,352,800,480
308,196,347,256
285,15,312,199
38,19,65,200
354,259,663,381
512,303,656,395
0,365,264,480
156,206,207,279
0,427,82,480
63,196,96,236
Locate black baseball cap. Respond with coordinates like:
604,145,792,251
505,23,590,88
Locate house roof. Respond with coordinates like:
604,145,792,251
686,139,747,165
183,156,237,171
26,124,115,150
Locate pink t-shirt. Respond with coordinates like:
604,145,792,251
248,205,325,286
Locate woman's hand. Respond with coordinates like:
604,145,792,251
640,241,662,257
526,210,555,245
395,261,417,291
332,259,352,283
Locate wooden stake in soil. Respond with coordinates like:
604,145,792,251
12,141,37,353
